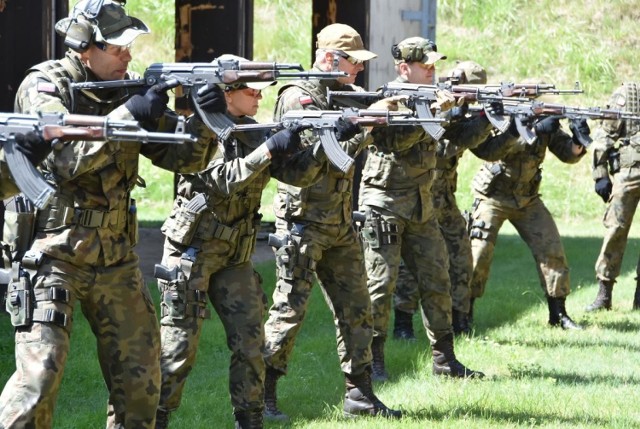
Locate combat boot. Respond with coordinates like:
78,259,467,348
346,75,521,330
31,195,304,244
263,368,289,421
432,333,484,379
371,337,389,382
548,296,582,330
343,370,402,418
234,409,263,429
392,309,416,340
585,280,613,312
452,309,471,336
155,409,170,429
633,280,640,310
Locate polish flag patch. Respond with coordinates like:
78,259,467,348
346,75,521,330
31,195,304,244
298,96,313,106
36,82,57,93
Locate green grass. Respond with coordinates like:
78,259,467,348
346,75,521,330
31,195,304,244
2,221,640,427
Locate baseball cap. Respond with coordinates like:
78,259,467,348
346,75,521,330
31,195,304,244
215,54,278,90
316,23,377,62
56,0,149,47
392,37,446,65
450,60,487,85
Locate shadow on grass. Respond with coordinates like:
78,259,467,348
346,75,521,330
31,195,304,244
507,365,640,386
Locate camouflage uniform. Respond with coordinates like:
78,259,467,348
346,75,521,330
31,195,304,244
263,71,374,379
392,262,419,314
156,116,324,418
359,76,494,345
0,53,212,429
0,150,19,200
591,82,640,309
469,126,585,301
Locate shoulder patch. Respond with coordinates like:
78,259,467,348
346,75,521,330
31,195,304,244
299,95,314,106
36,81,57,94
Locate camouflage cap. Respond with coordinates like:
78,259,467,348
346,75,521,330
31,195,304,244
316,23,377,62
450,60,487,85
56,0,149,47
216,54,277,90
392,37,446,65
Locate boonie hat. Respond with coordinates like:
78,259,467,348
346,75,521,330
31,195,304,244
450,60,487,85
392,37,446,65
216,54,277,90
56,0,149,47
316,23,377,62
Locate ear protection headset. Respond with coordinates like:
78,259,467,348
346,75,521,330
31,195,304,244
61,0,106,52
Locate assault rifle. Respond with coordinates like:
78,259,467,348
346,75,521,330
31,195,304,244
1,112,197,209
232,108,446,173
70,59,348,140
328,82,583,140
486,100,640,147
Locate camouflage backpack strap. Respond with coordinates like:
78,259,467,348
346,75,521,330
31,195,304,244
28,58,81,111
624,82,640,135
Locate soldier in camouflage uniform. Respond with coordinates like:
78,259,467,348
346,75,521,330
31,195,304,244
360,38,492,383
392,61,489,338
0,2,215,428
468,111,590,329
587,82,640,312
262,23,402,420
153,55,327,429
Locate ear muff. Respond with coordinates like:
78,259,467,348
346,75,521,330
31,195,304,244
63,15,95,52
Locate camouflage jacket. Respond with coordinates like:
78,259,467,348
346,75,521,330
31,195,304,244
272,67,371,225
0,150,20,200
592,82,640,181
14,52,214,266
165,114,326,244
359,76,494,222
471,127,585,208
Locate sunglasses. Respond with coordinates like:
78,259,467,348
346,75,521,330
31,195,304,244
333,51,363,66
225,84,262,96
94,41,133,56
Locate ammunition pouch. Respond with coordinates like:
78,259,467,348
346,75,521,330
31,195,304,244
35,195,132,233
3,195,36,262
156,250,211,321
360,209,400,250
472,162,504,195
618,143,640,169
608,149,621,174
5,250,70,328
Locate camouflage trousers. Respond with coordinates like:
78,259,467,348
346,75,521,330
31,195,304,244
361,205,453,344
393,192,473,314
157,237,267,414
0,251,161,429
263,218,373,377
595,173,640,281
469,196,571,298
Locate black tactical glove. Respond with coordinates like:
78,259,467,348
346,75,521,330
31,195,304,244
594,177,613,203
125,82,171,123
335,117,362,141
14,131,52,166
449,103,469,119
485,100,505,117
569,118,591,147
195,84,227,114
265,128,301,156
534,115,561,136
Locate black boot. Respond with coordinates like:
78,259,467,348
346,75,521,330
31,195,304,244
263,368,289,421
432,333,484,379
468,298,475,325
234,409,263,429
585,280,613,312
452,309,471,336
343,371,402,418
393,309,416,340
633,280,640,310
155,409,170,429
548,296,582,330
371,337,389,382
